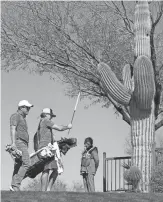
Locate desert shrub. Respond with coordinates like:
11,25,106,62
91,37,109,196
23,177,68,191
150,163,163,193
70,181,85,192
123,163,142,192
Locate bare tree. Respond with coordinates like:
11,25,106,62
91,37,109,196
1,1,163,128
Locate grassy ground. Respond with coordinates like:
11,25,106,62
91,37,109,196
1,191,163,202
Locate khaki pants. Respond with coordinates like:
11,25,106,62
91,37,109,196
82,173,95,192
11,139,30,189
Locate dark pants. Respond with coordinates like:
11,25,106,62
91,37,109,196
83,173,95,192
11,139,30,189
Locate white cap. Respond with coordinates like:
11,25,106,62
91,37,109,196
18,100,34,107
42,108,56,117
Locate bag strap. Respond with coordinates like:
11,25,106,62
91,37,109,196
87,147,96,154
51,129,55,145
33,119,42,152
37,119,42,142
49,119,55,145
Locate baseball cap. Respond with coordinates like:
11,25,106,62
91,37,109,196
42,108,56,117
18,100,34,107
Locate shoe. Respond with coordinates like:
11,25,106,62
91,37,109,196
10,186,20,191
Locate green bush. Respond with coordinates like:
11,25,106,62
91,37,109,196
150,163,163,193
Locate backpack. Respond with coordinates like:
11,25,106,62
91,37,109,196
33,120,41,152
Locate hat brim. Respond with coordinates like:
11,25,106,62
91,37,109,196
51,114,56,117
28,104,34,107
46,113,56,117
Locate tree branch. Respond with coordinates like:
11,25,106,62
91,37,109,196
116,105,131,125
153,2,163,28
104,92,131,125
155,118,163,131
109,1,134,35
158,108,163,116
45,16,99,64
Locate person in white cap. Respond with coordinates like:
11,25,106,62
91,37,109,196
10,100,33,191
35,108,72,191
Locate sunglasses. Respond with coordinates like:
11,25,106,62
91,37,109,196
22,106,31,110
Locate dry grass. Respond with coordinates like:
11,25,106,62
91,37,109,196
1,191,163,202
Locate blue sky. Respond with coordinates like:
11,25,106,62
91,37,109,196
1,70,162,191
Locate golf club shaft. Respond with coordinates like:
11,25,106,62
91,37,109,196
68,92,80,135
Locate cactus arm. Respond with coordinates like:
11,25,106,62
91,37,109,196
100,80,131,124
133,55,155,110
122,64,135,114
122,64,134,93
98,62,131,106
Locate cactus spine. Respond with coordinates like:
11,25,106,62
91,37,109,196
98,1,155,192
122,64,134,93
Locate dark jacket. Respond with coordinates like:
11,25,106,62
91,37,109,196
80,146,99,175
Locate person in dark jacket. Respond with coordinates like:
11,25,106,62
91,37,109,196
80,137,99,192
10,100,34,191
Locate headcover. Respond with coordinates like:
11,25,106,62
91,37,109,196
5,144,22,160
57,137,77,155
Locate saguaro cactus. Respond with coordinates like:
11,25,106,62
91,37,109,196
131,1,155,192
98,1,155,192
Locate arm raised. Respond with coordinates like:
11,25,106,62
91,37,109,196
52,123,72,131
